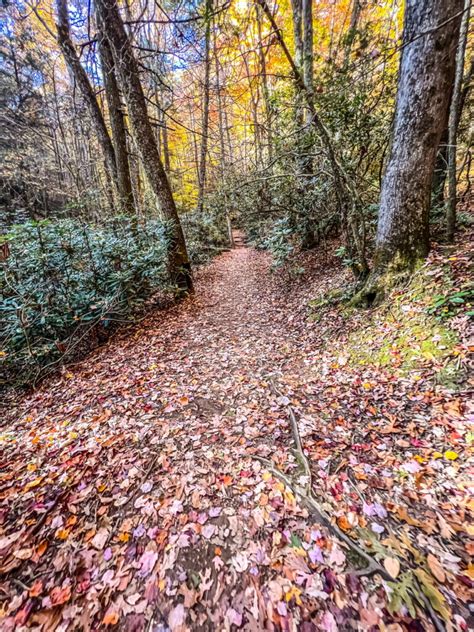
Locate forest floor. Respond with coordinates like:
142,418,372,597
1,236,472,631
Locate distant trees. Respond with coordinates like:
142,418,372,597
55,0,119,204
2,0,472,301
369,0,464,286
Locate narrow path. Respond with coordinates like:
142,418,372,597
1,247,331,631
2,245,469,630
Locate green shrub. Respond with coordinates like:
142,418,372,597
0,217,170,383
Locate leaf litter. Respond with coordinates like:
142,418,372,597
0,240,472,631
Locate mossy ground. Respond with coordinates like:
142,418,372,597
309,246,472,386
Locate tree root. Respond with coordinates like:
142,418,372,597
260,380,447,631
253,455,392,581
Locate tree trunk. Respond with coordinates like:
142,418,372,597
343,0,362,69
197,0,212,214
290,0,304,132
371,0,462,277
446,0,471,242
302,0,313,127
98,36,135,216
259,0,368,276
256,4,274,166
432,127,449,207
55,0,119,199
96,0,192,292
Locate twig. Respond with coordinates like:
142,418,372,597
413,577,446,632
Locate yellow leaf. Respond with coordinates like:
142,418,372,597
102,610,120,626
444,450,458,461
27,463,37,472
25,477,43,490
118,532,130,542
262,471,272,482
414,569,450,621
56,528,70,540
284,585,302,604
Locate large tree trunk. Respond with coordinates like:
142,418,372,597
446,0,471,242
197,0,212,214
96,0,192,292
98,36,135,216
371,0,462,277
55,0,118,200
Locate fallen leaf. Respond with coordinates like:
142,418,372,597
427,553,446,583
384,557,400,578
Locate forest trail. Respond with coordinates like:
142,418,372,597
2,244,471,630
2,246,336,630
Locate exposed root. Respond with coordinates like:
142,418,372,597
260,381,448,632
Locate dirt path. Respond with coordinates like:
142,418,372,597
1,247,331,631
1,246,470,631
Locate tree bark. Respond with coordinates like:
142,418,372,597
343,0,362,69
302,0,313,127
55,0,119,199
446,0,471,242
98,36,135,216
197,0,213,214
256,4,274,166
96,0,192,292
372,0,463,276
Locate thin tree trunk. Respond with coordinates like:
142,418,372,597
55,0,118,199
343,0,362,69
96,0,192,291
446,0,471,242
258,0,368,276
256,4,274,166
98,36,135,216
432,127,449,207
301,0,314,178
197,0,212,214
372,0,463,278
302,0,313,127
290,0,304,132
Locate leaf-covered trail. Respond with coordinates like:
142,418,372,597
1,244,472,630
1,246,327,630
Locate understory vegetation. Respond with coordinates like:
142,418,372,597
1,0,472,387
0,213,227,384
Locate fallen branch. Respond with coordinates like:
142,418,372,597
254,454,392,580
262,379,447,630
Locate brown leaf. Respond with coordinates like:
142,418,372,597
384,557,400,579
427,553,446,583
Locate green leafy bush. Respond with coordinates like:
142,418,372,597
183,206,229,264
1,217,170,383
